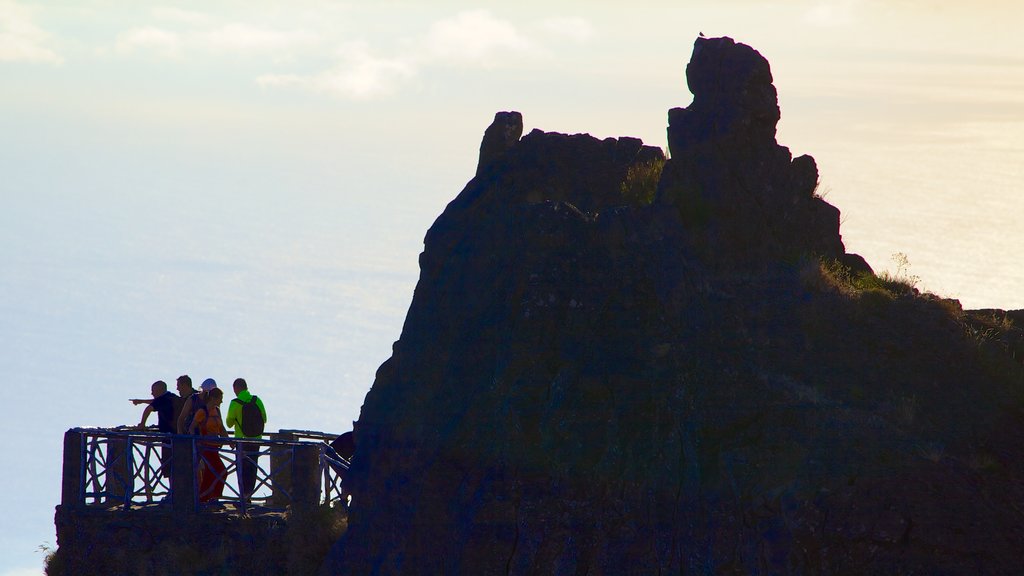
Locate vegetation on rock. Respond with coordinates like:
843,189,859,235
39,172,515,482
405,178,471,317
620,157,665,207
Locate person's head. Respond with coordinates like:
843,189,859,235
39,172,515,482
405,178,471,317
200,378,217,396
176,375,193,396
151,380,167,397
207,387,223,407
232,378,247,395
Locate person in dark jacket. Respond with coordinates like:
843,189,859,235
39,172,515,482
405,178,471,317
132,380,179,433
131,380,180,477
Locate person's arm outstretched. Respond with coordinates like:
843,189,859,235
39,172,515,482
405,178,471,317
138,405,155,428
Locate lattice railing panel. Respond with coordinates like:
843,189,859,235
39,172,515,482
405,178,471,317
67,428,343,513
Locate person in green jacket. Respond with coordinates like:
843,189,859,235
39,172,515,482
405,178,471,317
226,378,267,500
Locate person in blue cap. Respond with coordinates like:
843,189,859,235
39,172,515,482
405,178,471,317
177,377,218,434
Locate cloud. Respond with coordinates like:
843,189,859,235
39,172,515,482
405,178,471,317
0,0,62,64
115,26,182,58
536,17,596,43
103,8,594,99
201,23,318,55
259,10,594,99
257,42,415,99
112,20,318,60
421,10,535,66
152,6,210,27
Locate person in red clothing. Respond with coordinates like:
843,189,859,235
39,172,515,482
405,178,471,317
178,377,215,434
190,387,228,503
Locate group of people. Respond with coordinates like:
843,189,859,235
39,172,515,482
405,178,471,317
130,374,268,504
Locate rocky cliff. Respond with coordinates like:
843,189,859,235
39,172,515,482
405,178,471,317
324,37,1024,575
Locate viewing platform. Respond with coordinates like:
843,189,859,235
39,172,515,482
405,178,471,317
60,426,349,514
51,427,352,575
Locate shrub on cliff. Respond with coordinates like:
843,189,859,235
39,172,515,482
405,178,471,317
619,156,665,207
806,252,920,300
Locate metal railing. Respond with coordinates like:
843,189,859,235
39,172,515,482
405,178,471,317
319,441,351,507
278,429,352,506
62,427,349,514
80,429,171,508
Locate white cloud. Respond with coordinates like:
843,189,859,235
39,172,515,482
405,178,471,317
537,17,595,43
201,23,318,55
0,0,62,64
152,6,210,27
421,10,535,66
258,10,591,99
112,21,318,60
258,42,414,99
103,8,593,97
115,26,182,58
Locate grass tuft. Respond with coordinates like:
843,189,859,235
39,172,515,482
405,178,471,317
804,252,921,302
620,157,665,207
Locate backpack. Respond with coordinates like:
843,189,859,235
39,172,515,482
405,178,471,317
238,396,265,437
184,392,204,434
195,406,224,436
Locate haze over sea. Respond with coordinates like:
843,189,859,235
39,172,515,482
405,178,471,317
1,2,1021,574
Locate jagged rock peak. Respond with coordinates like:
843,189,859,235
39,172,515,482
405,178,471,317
476,110,523,176
676,36,780,148
659,35,869,272
420,118,666,281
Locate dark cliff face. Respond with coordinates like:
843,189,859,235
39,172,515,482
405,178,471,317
325,37,1024,575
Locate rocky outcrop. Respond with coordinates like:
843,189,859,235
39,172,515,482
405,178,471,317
476,111,523,176
658,36,865,273
324,36,1024,575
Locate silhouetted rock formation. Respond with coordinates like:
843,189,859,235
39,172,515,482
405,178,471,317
659,36,867,273
476,111,523,176
324,36,1024,575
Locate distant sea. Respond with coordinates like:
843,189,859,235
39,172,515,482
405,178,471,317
0,152,439,575
789,119,1023,311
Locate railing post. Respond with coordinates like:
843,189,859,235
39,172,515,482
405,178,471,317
61,429,84,508
86,436,101,504
124,437,135,509
270,432,296,506
106,436,129,506
234,441,246,513
171,435,197,515
291,444,320,515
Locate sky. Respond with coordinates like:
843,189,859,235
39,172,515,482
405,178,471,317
2,1,1022,574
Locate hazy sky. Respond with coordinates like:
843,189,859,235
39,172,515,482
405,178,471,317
2,2,1022,574
4,1,1022,307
